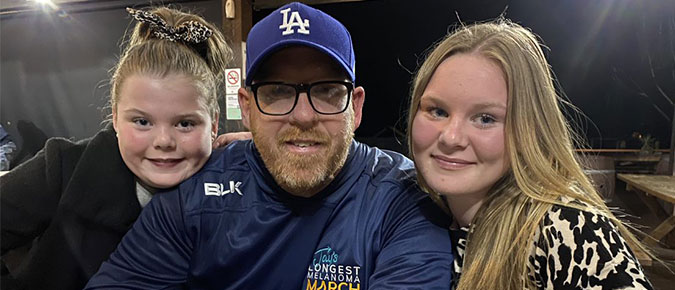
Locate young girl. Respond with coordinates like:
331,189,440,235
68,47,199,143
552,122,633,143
407,20,653,289
0,7,231,290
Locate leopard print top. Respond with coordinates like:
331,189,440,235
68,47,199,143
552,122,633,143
449,205,653,289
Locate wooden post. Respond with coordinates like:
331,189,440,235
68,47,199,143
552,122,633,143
220,0,252,133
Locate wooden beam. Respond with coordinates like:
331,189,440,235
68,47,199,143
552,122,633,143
220,0,251,132
223,0,252,68
642,216,675,247
253,0,368,10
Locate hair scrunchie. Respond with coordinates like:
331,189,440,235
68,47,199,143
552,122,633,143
127,7,213,44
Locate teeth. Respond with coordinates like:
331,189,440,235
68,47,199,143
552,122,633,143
294,142,314,147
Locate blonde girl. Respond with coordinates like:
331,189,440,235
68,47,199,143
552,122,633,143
408,19,652,289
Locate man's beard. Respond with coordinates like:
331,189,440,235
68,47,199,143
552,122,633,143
251,117,354,197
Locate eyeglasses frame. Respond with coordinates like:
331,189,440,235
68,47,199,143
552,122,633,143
249,80,354,116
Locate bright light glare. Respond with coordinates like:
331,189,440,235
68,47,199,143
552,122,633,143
31,0,59,10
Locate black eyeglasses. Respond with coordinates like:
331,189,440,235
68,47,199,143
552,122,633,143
250,81,354,116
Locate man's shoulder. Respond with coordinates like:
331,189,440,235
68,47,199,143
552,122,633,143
199,140,251,175
350,144,452,251
355,142,416,187
166,140,253,212
346,143,431,216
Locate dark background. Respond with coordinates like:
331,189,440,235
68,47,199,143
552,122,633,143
253,0,674,152
1,0,673,158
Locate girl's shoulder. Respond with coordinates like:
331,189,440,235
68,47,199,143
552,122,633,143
541,200,615,236
527,200,653,289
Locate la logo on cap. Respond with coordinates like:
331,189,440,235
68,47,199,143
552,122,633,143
279,7,310,35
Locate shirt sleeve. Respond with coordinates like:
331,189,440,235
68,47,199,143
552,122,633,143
84,187,194,289
530,206,653,289
367,185,454,289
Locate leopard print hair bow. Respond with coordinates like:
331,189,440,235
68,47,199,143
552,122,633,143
126,7,212,44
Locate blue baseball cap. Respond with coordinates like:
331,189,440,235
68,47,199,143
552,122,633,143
245,2,355,86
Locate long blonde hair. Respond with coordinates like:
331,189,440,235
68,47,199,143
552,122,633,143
110,7,232,118
407,19,648,289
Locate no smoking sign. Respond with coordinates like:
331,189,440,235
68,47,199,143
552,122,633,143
225,68,242,120
225,69,241,94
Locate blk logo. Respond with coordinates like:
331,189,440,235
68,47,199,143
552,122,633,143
204,181,243,196
279,7,310,35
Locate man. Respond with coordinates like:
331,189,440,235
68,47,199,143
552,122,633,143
86,2,452,289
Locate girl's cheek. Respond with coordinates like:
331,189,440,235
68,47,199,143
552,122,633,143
412,116,440,150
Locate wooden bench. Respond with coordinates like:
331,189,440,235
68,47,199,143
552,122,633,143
617,174,675,266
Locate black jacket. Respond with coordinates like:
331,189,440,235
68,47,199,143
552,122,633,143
1,126,141,290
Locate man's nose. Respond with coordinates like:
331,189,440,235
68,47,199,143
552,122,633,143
288,92,319,129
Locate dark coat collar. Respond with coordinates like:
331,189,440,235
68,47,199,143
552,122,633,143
59,125,140,232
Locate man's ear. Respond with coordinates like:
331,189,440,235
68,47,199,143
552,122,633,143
238,87,252,130
211,112,219,140
351,86,365,131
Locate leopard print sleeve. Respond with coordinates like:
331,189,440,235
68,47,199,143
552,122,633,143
528,205,653,289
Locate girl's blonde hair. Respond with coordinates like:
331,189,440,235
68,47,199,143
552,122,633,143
407,19,648,289
110,7,232,118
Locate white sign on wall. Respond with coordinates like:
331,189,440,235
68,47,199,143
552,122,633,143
225,68,241,120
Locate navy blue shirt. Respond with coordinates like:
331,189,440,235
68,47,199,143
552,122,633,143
86,140,453,289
